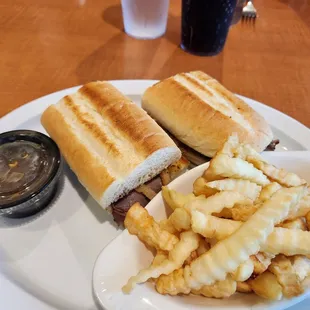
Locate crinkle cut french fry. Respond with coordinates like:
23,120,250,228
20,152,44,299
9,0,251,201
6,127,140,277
202,134,240,183
286,195,310,220
202,166,222,182
156,268,191,295
290,255,310,282
269,255,304,298
205,179,262,201
193,177,218,197
230,203,259,222
262,227,310,256
184,186,305,290
186,191,251,215
124,134,310,301
217,133,239,157
278,218,307,231
235,183,282,221
247,156,307,187
191,276,237,298
191,212,241,240
210,154,270,186
159,219,178,234
249,271,283,300
124,203,179,251
162,186,204,211
234,143,266,162
221,187,276,223
230,259,254,282
252,253,274,275
231,182,282,222
237,281,252,293
197,134,239,185
163,189,249,232
214,207,233,219
157,270,237,298
192,212,310,256
123,231,200,293
151,251,168,267
169,208,191,232
256,182,282,203
164,186,250,216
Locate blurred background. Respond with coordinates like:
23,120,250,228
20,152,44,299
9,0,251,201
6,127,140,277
1,0,310,126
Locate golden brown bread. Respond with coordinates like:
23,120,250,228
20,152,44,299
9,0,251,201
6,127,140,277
41,81,181,208
142,71,273,157
79,82,176,157
41,103,115,199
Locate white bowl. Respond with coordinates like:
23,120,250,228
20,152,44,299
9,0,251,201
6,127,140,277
93,151,310,310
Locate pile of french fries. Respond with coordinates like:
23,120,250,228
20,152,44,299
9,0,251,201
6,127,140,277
122,134,310,301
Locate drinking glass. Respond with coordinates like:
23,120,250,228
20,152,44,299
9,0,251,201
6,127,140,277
121,0,170,39
181,0,237,56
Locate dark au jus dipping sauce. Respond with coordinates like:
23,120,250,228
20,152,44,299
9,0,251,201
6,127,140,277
181,0,237,56
0,130,62,218
0,141,48,199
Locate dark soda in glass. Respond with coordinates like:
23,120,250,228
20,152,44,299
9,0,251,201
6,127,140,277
181,0,237,56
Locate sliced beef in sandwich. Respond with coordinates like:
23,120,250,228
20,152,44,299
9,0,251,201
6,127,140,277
264,139,280,151
111,156,190,225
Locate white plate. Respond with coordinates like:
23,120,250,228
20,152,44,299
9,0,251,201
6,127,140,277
93,151,310,310
1,80,310,310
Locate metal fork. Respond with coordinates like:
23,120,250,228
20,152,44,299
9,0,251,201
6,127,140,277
242,1,257,19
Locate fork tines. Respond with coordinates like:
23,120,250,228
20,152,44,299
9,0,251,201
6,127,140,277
242,1,257,19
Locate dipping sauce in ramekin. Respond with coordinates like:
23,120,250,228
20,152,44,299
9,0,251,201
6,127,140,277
0,130,62,218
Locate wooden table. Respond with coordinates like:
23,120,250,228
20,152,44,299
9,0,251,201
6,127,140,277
1,0,310,127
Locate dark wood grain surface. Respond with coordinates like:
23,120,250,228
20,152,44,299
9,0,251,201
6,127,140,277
1,0,310,127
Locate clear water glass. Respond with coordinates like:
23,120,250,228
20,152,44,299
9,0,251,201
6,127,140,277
121,0,170,39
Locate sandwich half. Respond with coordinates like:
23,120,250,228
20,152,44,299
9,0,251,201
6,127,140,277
41,82,181,222
142,71,274,158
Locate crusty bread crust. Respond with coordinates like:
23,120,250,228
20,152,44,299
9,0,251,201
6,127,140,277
41,81,181,205
142,71,273,157
41,104,115,200
79,82,175,157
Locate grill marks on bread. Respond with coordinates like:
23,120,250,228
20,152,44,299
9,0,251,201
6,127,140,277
80,83,171,158
142,71,273,156
41,104,115,200
41,81,181,209
63,95,120,157
174,72,252,132
179,73,214,98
